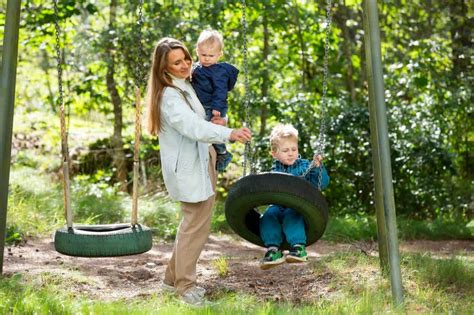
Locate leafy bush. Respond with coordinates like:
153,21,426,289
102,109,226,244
138,195,180,240
70,175,125,224
5,225,23,246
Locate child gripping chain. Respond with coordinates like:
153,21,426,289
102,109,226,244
259,123,330,270
191,29,239,172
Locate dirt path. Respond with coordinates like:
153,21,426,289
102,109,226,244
3,235,473,303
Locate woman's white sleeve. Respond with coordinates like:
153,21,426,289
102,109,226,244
162,93,233,143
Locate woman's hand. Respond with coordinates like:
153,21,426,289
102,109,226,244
313,154,323,167
230,127,252,143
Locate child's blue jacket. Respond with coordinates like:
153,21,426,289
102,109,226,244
271,158,330,189
191,62,239,113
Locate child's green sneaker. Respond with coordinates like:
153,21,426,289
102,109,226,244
260,248,285,270
286,244,308,263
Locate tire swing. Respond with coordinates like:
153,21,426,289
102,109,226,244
225,0,333,249
53,1,152,257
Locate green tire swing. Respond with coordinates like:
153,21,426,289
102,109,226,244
224,0,333,248
53,0,152,257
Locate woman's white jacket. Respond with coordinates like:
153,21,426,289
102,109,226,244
158,78,232,203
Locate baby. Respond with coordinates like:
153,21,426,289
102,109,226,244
192,29,239,172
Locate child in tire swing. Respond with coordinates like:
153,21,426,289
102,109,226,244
259,123,330,270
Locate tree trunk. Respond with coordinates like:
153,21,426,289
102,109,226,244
448,0,471,79
293,3,307,89
335,3,357,104
41,49,56,113
106,0,128,191
448,0,472,179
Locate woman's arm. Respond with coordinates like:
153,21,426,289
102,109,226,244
161,91,250,144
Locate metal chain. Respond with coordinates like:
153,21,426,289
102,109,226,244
135,0,144,88
54,0,73,227
316,0,332,159
302,0,332,190
241,0,254,176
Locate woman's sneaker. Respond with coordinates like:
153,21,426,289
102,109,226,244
180,286,208,306
286,244,308,263
260,248,285,270
161,281,206,297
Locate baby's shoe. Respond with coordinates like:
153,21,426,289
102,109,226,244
216,151,233,172
286,244,308,263
260,247,285,270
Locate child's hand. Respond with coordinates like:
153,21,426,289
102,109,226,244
210,111,227,126
313,154,323,167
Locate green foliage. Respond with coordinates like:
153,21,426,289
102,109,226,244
5,225,23,246
211,201,232,234
0,273,74,314
323,215,472,242
7,169,64,238
9,1,473,223
212,256,230,278
70,175,125,224
138,195,180,240
397,217,473,240
75,135,162,188
323,215,377,242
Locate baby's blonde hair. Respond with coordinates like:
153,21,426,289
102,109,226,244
269,123,299,152
196,29,224,50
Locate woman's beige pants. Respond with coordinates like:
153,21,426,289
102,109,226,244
164,147,217,295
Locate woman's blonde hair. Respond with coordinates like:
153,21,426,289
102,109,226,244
269,123,299,152
145,37,192,136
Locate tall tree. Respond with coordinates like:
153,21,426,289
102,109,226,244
105,0,127,191
335,2,356,104
447,0,473,179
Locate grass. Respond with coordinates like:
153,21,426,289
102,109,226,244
2,251,473,314
212,256,230,277
323,214,472,242
4,115,473,312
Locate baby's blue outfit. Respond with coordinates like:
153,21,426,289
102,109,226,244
192,62,239,155
260,158,330,247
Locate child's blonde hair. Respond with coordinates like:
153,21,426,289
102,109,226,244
196,29,224,50
269,123,299,152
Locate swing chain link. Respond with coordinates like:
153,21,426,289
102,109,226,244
302,0,332,190
241,0,254,176
54,0,73,227
316,0,332,159
135,0,144,88
53,1,69,165
132,0,144,166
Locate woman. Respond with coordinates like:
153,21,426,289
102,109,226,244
146,37,251,305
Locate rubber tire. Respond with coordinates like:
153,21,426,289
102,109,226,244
225,172,328,249
54,223,153,257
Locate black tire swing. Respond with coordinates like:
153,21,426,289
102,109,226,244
225,0,333,249
53,1,152,257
